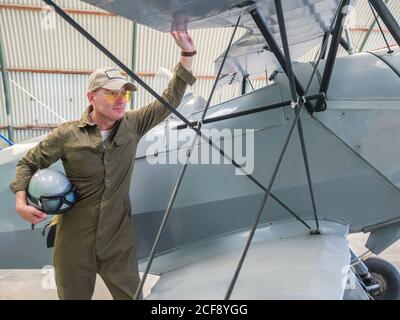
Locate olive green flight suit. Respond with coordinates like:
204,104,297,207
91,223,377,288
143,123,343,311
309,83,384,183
9,63,196,299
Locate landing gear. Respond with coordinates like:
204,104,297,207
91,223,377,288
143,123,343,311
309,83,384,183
362,257,400,300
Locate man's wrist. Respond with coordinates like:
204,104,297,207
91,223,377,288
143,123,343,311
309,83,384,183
181,50,197,57
16,203,27,212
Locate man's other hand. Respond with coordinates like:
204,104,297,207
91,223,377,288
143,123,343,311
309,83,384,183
17,204,47,225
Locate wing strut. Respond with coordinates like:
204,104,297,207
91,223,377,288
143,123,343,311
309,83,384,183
224,1,348,300
175,92,324,130
134,12,245,299
315,0,351,112
369,0,400,48
368,1,394,54
273,0,320,233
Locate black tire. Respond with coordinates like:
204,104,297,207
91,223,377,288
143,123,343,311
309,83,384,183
364,257,400,300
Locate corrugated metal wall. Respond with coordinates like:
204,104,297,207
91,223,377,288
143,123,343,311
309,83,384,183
0,0,135,141
135,25,247,107
1,10,133,69
0,0,399,142
299,0,400,61
1,0,102,10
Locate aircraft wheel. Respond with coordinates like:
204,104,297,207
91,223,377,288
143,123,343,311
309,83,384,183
364,257,400,300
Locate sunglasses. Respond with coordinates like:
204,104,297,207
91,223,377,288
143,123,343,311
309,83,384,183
94,90,132,103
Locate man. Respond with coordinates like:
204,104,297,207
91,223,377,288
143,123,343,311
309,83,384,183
9,30,197,299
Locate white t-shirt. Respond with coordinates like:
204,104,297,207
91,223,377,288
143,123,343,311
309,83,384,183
100,129,112,142
88,112,115,142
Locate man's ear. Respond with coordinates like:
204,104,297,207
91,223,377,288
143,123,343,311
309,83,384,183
87,91,95,105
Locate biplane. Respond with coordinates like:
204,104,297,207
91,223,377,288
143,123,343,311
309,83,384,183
1,0,400,299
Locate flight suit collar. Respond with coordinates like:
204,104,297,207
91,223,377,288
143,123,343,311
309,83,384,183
78,105,132,145
78,105,96,128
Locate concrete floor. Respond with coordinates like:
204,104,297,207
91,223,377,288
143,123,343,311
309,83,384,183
0,233,398,300
0,269,159,300
347,233,400,268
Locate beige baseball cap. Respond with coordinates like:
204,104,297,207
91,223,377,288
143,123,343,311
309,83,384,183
87,67,137,92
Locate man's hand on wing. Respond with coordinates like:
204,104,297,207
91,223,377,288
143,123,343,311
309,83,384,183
171,30,196,52
171,30,196,71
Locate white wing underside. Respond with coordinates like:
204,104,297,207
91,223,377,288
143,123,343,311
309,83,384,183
82,0,350,84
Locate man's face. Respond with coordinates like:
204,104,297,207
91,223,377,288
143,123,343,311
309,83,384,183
87,88,132,122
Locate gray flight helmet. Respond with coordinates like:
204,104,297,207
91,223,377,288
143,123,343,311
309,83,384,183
27,168,79,214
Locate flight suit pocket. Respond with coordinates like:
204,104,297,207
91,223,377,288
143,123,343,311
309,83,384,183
64,148,103,178
67,149,96,161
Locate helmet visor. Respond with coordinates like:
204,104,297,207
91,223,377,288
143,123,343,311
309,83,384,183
41,197,63,212
64,188,78,205
39,184,79,214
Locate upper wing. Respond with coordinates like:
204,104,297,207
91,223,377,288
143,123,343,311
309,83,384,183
81,0,347,83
